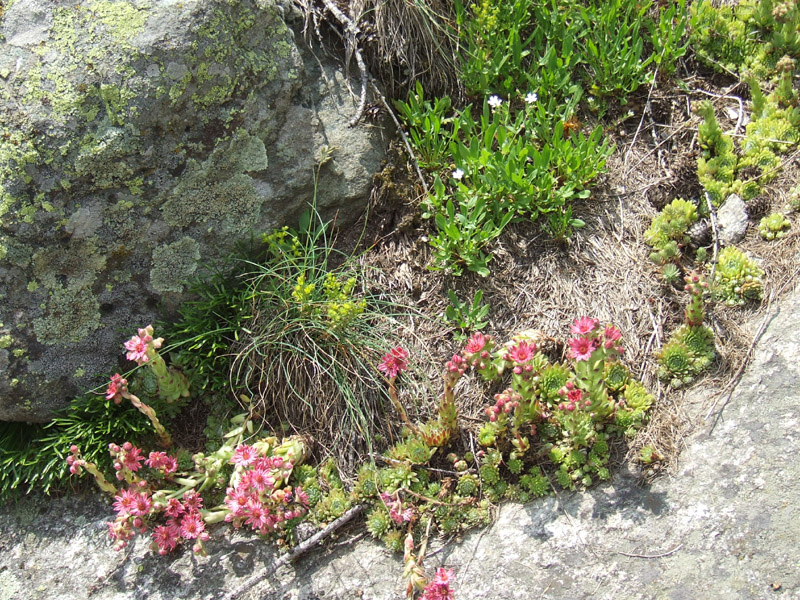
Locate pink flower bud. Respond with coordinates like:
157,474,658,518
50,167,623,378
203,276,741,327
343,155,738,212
513,366,522,375
489,414,497,422
70,445,79,454
481,350,489,359
122,442,132,451
565,381,574,390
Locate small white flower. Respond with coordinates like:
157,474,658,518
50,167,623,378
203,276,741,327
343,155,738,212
487,95,503,109
452,168,464,180
525,92,538,104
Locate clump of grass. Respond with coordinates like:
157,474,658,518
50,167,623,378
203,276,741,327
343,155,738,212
228,210,424,467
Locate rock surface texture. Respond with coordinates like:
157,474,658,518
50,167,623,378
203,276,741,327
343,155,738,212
1,283,799,599
0,0,387,421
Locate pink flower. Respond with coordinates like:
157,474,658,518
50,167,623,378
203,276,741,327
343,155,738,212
112,488,138,516
570,316,599,336
507,341,537,364
120,445,145,472
603,325,622,343
231,445,258,467
568,336,596,361
105,374,127,402
152,524,180,555
182,491,203,513
464,332,487,355
124,333,151,364
164,498,185,518
146,451,177,474
243,498,269,530
180,511,205,539
130,492,153,517
421,567,455,600
294,487,310,507
567,389,583,403
248,468,275,492
378,347,409,378
224,486,253,517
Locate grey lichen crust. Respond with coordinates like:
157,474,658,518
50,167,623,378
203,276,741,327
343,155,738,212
0,0,387,420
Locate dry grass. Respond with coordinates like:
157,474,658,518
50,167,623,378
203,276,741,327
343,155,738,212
341,75,800,481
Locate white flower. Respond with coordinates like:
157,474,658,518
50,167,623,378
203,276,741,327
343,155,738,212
452,168,464,180
487,95,503,109
525,92,538,104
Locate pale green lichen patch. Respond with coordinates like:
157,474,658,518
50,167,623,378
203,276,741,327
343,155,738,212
32,286,101,344
150,237,201,293
32,240,106,291
161,129,267,235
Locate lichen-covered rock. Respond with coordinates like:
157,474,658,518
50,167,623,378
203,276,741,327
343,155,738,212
0,0,389,421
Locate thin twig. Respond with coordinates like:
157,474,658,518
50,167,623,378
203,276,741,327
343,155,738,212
692,87,745,135
624,57,662,170
614,543,683,559
220,504,364,600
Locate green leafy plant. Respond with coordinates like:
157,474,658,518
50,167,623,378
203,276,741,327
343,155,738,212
0,393,158,503
758,212,791,239
690,0,799,80
695,101,740,205
393,82,459,170
712,246,764,305
419,97,612,274
445,289,490,340
645,198,699,264
658,273,716,388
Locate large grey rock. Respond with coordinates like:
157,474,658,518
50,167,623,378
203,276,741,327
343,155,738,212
1,283,799,599
0,0,388,421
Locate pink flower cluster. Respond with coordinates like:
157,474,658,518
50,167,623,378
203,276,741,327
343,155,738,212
146,451,178,475
557,382,590,412
378,347,409,378
110,442,145,477
223,445,309,535
462,332,494,371
123,325,163,365
566,317,623,361
107,481,210,554
150,491,209,555
485,388,521,422
420,567,455,600
105,373,128,402
380,491,415,525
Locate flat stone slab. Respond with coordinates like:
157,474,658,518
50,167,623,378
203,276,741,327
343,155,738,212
2,284,799,600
